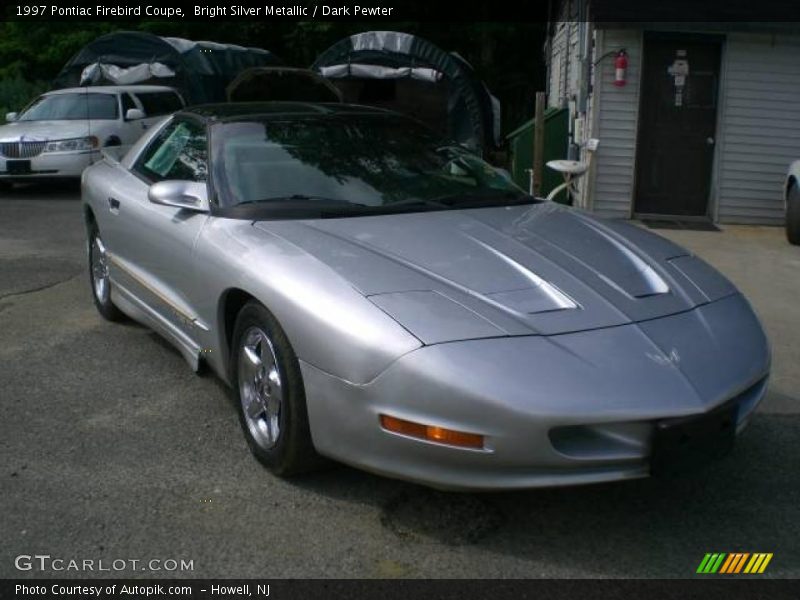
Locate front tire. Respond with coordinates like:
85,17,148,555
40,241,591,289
231,302,320,476
88,223,124,321
788,182,800,245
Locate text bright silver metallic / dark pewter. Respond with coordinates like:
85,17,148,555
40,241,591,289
82,103,770,490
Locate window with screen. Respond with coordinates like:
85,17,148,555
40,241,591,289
135,120,207,183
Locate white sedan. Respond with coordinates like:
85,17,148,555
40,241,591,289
0,85,183,187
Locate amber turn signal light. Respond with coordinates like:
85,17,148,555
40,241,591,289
379,414,484,449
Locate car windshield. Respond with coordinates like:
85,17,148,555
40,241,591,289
212,115,531,216
18,93,119,121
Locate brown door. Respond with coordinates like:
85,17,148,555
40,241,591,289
634,33,722,217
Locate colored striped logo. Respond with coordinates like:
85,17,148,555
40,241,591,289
696,553,773,574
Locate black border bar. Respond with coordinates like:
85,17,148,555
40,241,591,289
3,579,800,600
5,0,800,22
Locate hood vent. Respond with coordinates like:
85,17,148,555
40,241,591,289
468,237,578,312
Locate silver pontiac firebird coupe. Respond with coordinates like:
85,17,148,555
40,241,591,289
82,103,770,490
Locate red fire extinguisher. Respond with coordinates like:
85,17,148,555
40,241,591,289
614,49,628,87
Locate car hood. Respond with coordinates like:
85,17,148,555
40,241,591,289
0,120,93,142
255,203,738,342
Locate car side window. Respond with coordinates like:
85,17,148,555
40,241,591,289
121,93,137,116
134,120,207,183
135,92,184,117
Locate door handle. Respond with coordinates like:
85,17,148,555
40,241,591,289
107,197,120,213
706,137,715,145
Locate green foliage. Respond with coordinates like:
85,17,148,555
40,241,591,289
0,75,48,123
0,22,118,82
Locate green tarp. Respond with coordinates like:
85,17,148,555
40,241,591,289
53,31,281,105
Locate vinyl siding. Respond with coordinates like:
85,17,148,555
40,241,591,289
591,29,642,219
548,21,569,107
716,33,800,224
550,23,800,224
547,2,581,108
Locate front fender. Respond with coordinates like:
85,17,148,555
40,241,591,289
197,219,422,384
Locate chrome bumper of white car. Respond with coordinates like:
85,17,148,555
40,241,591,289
0,150,99,180
301,293,770,491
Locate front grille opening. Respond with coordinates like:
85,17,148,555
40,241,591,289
549,421,650,461
735,377,769,425
0,141,46,159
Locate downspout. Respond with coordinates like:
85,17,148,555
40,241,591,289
544,0,553,102
586,26,602,212
562,1,569,107
568,4,588,162
577,3,590,120
574,2,592,206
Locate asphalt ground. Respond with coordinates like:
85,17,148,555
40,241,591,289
1,185,798,578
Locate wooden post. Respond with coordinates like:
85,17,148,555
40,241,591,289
532,91,546,197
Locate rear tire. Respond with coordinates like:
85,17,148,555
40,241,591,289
0,180,11,192
231,301,321,476
788,182,800,245
88,223,125,321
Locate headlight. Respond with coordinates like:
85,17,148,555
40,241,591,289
43,136,98,153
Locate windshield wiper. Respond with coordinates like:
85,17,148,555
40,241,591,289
381,198,451,210
233,192,536,220
347,193,535,217
233,195,375,219
239,194,367,206
429,190,537,207
316,198,455,219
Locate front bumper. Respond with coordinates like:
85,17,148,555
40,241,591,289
0,150,99,181
302,293,770,490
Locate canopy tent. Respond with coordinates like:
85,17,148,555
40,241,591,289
311,31,501,153
53,31,281,105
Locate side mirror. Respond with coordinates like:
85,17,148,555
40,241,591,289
148,180,209,213
125,108,145,121
5,112,18,122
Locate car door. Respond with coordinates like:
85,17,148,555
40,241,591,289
118,92,150,145
106,116,212,352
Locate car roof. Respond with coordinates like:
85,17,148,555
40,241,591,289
181,102,399,122
44,85,180,95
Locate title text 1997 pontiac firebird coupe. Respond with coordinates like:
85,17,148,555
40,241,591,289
81,103,770,490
